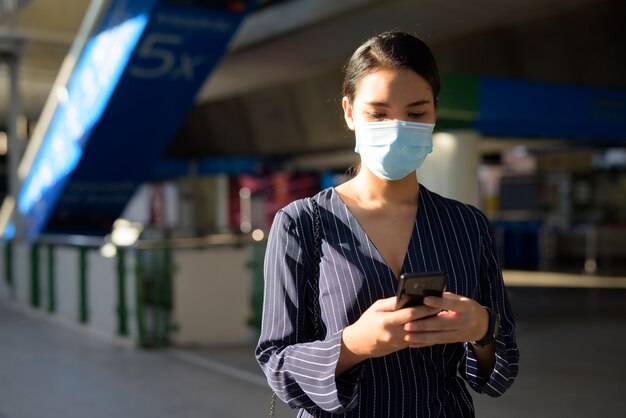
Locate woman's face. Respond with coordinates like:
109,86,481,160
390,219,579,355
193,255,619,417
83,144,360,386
343,67,436,129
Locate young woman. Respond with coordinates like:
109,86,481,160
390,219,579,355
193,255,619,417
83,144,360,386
256,31,519,417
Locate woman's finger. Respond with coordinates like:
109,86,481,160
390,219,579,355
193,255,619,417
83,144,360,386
404,314,447,332
370,296,400,312
390,305,440,325
405,330,459,345
424,292,473,313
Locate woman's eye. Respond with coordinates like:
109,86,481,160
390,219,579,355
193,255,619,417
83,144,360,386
369,112,386,120
408,112,425,118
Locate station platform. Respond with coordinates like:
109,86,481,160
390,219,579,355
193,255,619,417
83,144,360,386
1,286,625,418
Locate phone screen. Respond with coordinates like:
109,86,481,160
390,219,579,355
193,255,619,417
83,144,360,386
395,271,448,310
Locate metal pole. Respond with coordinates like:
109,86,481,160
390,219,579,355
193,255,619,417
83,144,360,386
161,246,172,346
584,224,598,275
5,240,13,292
48,244,56,313
79,246,88,324
151,249,160,345
135,250,148,347
30,243,40,308
117,248,129,337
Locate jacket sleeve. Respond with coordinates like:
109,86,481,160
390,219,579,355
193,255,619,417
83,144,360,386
461,209,520,397
255,207,362,413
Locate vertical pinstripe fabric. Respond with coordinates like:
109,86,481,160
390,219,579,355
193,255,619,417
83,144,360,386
256,186,519,417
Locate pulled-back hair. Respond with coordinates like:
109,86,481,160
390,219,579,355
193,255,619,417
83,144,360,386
342,31,440,106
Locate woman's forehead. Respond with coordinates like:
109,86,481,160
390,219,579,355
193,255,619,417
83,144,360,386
354,68,434,104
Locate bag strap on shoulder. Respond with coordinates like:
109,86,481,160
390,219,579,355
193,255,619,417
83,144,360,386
270,197,322,418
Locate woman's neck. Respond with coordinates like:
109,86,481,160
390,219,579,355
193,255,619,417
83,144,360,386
349,167,420,207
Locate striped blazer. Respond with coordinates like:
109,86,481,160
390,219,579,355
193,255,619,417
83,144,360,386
256,185,519,417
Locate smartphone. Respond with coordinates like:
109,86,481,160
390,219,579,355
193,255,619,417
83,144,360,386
395,271,448,310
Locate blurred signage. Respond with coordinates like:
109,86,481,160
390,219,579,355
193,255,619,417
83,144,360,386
17,0,256,237
437,75,626,138
162,0,252,12
475,77,626,140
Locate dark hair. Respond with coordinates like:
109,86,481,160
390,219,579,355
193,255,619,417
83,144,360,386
342,31,440,106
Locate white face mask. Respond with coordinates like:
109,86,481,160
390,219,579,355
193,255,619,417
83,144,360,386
354,120,435,180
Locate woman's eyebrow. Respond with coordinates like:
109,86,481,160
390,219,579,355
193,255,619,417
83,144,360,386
364,101,391,107
363,100,431,107
406,99,430,107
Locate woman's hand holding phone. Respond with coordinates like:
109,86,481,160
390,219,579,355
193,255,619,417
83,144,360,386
393,271,489,349
342,297,440,358
337,296,439,375
337,273,489,375
341,272,447,365
403,293,490,349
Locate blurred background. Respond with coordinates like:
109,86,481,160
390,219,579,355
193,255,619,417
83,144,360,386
0,0,625,417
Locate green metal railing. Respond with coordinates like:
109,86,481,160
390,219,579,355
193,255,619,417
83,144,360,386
135,251,148,347
248,242,266,335
5,241,12,290
2,234,260,349
134,247,174,348
47,244,55,313
116,249,129,337
78,246,88,324
30,244,40,308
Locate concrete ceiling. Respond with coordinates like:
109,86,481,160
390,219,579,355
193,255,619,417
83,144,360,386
167,0,626,159
0,0,613,133
200,0,601,102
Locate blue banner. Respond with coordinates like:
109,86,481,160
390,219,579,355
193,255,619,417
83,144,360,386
18,0,256,237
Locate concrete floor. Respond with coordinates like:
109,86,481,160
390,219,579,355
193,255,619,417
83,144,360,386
1,288,625,418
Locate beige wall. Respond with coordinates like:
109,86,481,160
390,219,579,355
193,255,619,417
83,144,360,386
172,246,253,346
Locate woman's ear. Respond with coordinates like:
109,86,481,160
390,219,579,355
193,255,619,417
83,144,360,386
342,96,355,131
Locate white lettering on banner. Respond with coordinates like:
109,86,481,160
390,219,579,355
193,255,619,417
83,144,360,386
172,53,206,80
155,12,232,32
129,33,207,80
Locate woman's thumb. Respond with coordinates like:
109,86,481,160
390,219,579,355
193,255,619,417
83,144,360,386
371,296,398,312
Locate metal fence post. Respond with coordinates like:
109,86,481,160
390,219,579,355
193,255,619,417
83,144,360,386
30,243,40,308
48,244,55,313
151,249,160,345
79,246,88,324
116,248,128,337
135,250,148,347
162,246,172,346
5,241,13,290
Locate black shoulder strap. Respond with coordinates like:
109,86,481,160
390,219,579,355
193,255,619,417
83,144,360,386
308,197,322,340
269,198,323,418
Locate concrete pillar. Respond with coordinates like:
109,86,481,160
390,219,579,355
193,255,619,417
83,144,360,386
418,130,481,207
1,35,23,239
8,54,22,212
